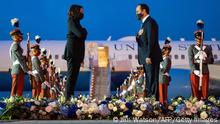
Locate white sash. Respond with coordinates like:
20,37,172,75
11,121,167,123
194,45,207,59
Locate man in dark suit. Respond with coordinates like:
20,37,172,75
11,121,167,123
136,4,162,100
63,4,87,101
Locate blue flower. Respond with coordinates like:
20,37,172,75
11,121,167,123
124,110,132,117
0,107,3,115
100,100,108,105
174,103,186,113
160,104,167,114
125,102,132,109
24,102,32,108
204,100,214,106
146,103,153,112
105,97,112,102
0,102,6,109
60,104,78,118
120,98,126,102
210,107,220,118
99,104,110,117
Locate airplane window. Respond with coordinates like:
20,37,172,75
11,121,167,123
128,55,132,60
135,55,138,59
174,55,178,60
181,55,185,60
55,55,59,60
214,54,218,59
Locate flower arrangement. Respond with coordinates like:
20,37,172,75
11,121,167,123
0,95,219,120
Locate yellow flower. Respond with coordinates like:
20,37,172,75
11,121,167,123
172,101,179,106
202,104,207,109
200,111,208,119
177,97,183,102
113,107,118,112
135,110,143,117
88,108,94,114
120,103,126,110
108,103,114,110
185,101,193,108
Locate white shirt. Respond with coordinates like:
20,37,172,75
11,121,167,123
142,15,150,23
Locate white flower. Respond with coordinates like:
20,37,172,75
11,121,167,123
166,37,172,42
35,35,41,40
82,103,89,113
200,111,208,119
77,100,83,107
10,18,19,26
132,109,138,115
140,104,147,111
88,102,99,114
195,100,204,109
113,107,118,112
76,109,82,116
186,110,192,116
70,97,77,103
137,98,144,104
92,99,97,103
48,101,58,108
135,110,143,117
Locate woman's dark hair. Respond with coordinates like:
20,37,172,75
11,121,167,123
138,3,149,14
68,4,83,20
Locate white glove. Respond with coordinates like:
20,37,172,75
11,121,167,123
193,70,200,76
160,63,163,69
198,51,207,60
27,71,33,76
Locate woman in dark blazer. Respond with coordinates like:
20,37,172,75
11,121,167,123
63,4,87,101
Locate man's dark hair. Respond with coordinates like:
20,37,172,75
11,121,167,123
68,4,83,20
138,3,150,14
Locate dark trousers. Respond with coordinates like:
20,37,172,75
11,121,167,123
65,58,81,100
143,62,159,100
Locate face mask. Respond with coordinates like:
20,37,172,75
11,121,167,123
79,13,84,20
137,13,143,20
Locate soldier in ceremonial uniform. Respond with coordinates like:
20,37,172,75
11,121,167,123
31,44,47,99
40,54,50,98
188,30,214,100
9,29,32,99
159,37,172,105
